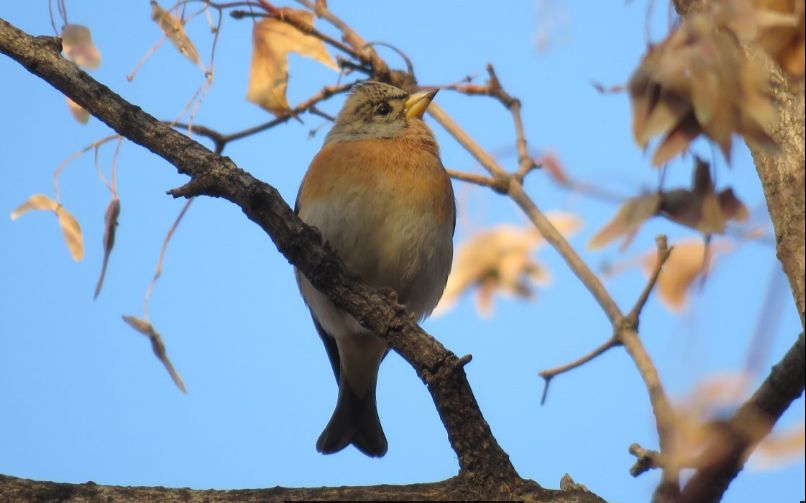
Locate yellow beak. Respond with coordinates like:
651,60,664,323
404,89,438,119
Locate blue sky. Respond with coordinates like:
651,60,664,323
1,1,803,502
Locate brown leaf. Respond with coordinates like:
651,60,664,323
588,194,661,250
642,239,731,311
537,152,571,186
718,188,750,222
651,115,701,167
751,422,806,470
659,159,749,234
61,24,101,69
755,0,806,77
628,7,780,166
66,97,89,124
95,197,121,299
150,1,200,65
55,205,84,261
435,213,581,317
246,10,338,115
668,373,750,468
11,194,84,261
122,315,187,393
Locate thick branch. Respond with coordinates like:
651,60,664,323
0,474,603,502
0,17,522,491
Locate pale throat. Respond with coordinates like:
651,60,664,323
324,120,409,144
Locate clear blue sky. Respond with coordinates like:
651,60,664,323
1,2,802,502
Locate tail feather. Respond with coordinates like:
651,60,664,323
316,376,387,457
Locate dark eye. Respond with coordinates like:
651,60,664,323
375,102,392,116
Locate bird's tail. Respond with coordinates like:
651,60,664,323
316,377,388,457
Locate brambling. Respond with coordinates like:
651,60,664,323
294,81,455,457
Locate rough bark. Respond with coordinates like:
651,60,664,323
0,17,607,503
749,67,806,325
0,474,605,502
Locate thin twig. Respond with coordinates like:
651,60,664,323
173,82,352,152
446,169,508,193
294,0,390,80
628,235,672,324
143,198,194,320
538,335,620,405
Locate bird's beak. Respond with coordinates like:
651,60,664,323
404,89,438,119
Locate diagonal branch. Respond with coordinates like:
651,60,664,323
0,17,522,491
432,69,679,493
679,333,806,503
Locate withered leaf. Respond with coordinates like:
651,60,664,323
11,194,84,261
435,213,581,317
628,8,779,166
95,197,121,299
61,24,101,69
641,239,731,311
751,422,805,470
588,194,661,250
150,1,200,65
755,0,806,77
246,10,338,115
66,97,90,124
659,159,749,234
667,373,752,469
122,315,187,393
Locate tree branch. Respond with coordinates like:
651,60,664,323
0,17,605,499
679,333,806,503
0,474,602,502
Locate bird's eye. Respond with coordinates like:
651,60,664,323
375,102,392,116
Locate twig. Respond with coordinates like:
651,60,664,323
628,235,672,324
629,443,663,477
173,82,352,153
446,169,508,193
230,6,360,61
628,443,699,477
428,102,509,179
431,64,678,493
538,335,620,405
294,0,391,81
143,198,194,320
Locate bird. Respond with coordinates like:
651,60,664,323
294,81,455,457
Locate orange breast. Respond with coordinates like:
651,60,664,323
298,137,455,227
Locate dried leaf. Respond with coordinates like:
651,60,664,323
66,97,89,124
61,24,101,69
751,422,806,470
56,205,84,261
718,188,750,221
95,197,121,299
651,115,701,167
11,194,84,261
151,1,200,65
588,194,661,250
641,239,731,311
247,10,338,115
435,213,581,317
537,152,571,186
668,373,750,467
659,159,749,234
755,0,806,77
122,315,187,393
10,193,60,218
628,6,780,166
